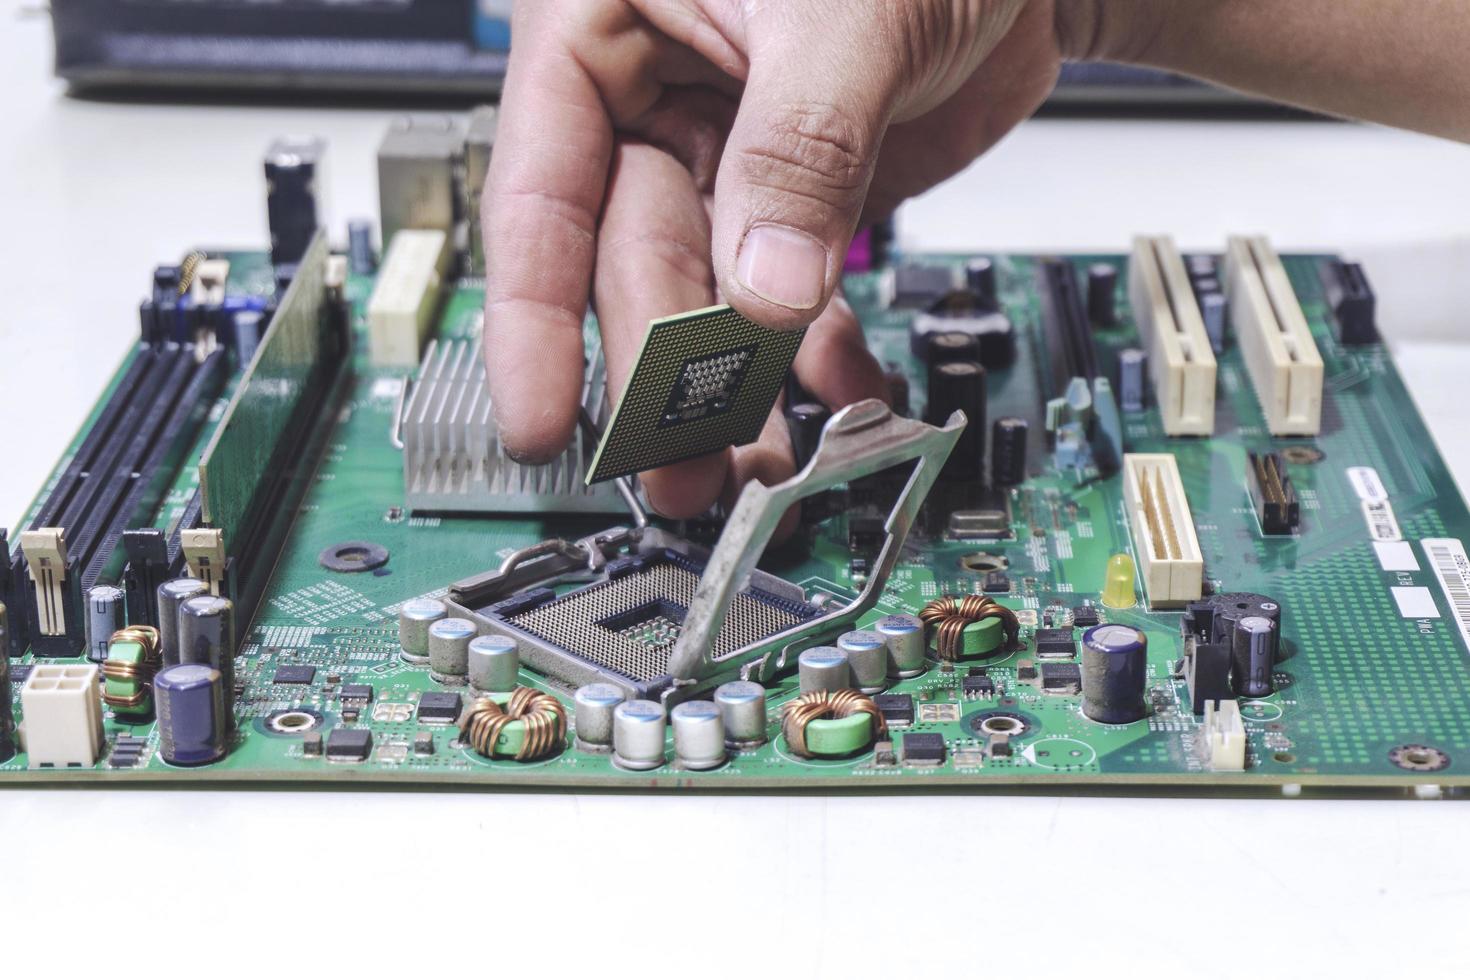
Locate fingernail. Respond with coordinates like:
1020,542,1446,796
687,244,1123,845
736,224,828,311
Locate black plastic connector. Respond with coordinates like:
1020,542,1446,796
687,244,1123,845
1323,260,1378,345
1247,451,1301,535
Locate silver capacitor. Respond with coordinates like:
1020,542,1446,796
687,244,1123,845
157,578,209,666
877,614,926,678
85,585,126,663
672,700,726,770
798,647,851,693
837,630,888,694
428,617,476,684
574,683,625,752
714,680,768,747
467,634,518,692
612,699,666,770
398,597,447,663
1232,615,1277,698
177,594,236,728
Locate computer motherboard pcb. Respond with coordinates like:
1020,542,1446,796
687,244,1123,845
3,120,1468,796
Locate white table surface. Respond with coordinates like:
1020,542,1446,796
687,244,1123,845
3,5,1469,975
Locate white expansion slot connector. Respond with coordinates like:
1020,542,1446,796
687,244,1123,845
1223,235,1324,436
1122,453,1204,608
1129,235,1217,435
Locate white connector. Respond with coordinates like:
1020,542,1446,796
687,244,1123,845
1197,699,1246,771
1223,235,1324,436
1122,453,1204,607
20,664,104,768
20,528,70,637
367,229,450,368
1128,235,1217,435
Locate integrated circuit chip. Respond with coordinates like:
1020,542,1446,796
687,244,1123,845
902,732,947,766
587,305,806,482
417,691,463,724
273,664,316,685
325,727,372,762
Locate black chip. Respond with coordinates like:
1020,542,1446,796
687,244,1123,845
325,727,373,761
9,663,33,684
303,732,323,756
413,731,436,756
983,571,1011,594
961,674,995,698
417,691,463,723
341,707,360,723
273,664,316,685
340,683,374,703
1017,661,1038,681
1072,606,1100,628
874,741,897,767
902,732,947,765
874,693,915,726
1034,627,1077,656
1039,662,1082,693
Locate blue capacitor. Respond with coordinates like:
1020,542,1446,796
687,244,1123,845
155,663,228,766
1080,624,1149,724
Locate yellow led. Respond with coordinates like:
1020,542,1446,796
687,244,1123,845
1101,553,1138,609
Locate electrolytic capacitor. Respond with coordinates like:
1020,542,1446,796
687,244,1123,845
1080,624,1149,724
157,578,208,666
177,595,236,726
785,401,831,469
1087,263,1118,327
798,646,851,694
398,597,447,664
1232,615,1277,698
85,585,126,663
927,360,986,482
427,618,476,684
155,663,228,766
467,634,518,692
990,416,1028,487
574,683,626,751
927,331,979,365
876,614,926,678
347,219,376,276
1118,348,1147,412
713,681,768,747
671,700,726,770
612,700,666,771
837,630,888,694
965,257,997,307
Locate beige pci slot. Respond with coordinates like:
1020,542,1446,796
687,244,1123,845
1122,453,1204,608
1223,235,1324,436
1129,235,1217,435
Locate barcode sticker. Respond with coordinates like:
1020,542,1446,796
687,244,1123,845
1362,499,1402,542
1422,538,1470,650
1348,466,1389,501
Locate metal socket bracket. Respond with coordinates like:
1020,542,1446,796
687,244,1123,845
664,399,964,699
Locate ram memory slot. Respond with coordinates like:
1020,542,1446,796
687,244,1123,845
1037,259,1098,398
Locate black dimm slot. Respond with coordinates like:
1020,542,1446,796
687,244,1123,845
80,348,227,591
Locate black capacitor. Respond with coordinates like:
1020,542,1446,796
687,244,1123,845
155,663,228,766
157,578,209,666
964,257,998,308
178,595,237,728
927,331,979,365
1231,615,1277,698
990,416,1028,486
1086,263,1118,327
1080,624,1149,724
785,401,831,469
927,361,986,482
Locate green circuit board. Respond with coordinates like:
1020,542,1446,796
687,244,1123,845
5,244,1470,794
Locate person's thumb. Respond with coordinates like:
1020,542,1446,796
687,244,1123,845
712,5,903,329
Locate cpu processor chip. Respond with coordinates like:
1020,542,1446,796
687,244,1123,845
587,305,806,483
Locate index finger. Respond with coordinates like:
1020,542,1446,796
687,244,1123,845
482,9,613,464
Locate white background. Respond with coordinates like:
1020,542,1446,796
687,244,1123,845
2,3,1469,975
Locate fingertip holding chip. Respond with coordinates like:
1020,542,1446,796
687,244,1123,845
587,305,806,483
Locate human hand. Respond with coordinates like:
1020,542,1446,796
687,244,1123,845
482,0,1068,519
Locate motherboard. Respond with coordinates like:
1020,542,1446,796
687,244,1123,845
3,112,1468,795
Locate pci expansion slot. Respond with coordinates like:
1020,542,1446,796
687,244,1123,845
1224,235,1325,436
1121,453,1204,608
1128,235,1218,435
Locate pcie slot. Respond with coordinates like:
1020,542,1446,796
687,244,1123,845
1223,235,1324,436
1122,453,1204,608
15,344,226,655
1037,259,1098,397
1128,235,1217,435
